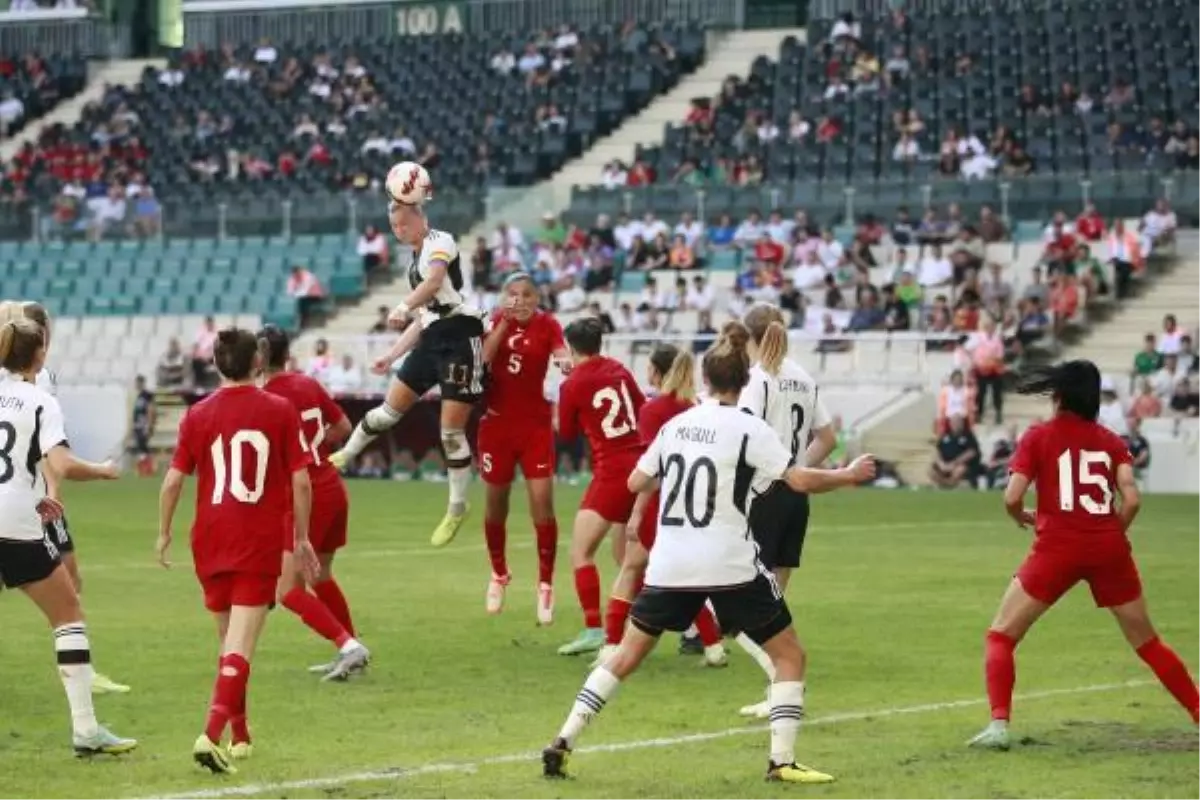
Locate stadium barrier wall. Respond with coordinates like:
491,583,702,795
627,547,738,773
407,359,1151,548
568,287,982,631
58,384,129,462
0,8,127,58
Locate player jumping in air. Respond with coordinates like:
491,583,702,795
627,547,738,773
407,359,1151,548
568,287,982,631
0,317,135,757
259,326,370,681
0,300,130,695
542,322,875,783
477,273,571,623
555,318,645,656
158,328,319,773
329,200,485,547
969,359,1198,750
734,303,838,718
596,343,726,667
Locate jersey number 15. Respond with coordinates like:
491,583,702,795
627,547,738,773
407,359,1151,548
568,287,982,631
1057,449,1113,515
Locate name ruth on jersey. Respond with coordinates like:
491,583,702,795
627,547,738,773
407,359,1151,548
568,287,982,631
0,395,25,411
675,425,717,445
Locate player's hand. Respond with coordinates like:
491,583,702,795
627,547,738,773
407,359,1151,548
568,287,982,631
97,459,121,480
554,356,573,374
1015,509,1037,529
156,530,172,569
294,540,320,585
36,497,64,524
370,356,392,375
847,454,877,484
387,306,411,330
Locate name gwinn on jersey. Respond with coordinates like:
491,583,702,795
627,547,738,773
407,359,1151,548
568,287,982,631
636,403,793,589
739,360,831,489
406,228,483,329
0,380,69,541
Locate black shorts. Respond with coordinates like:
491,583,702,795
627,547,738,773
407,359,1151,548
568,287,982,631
45,514,74,554
396,316,485,403
749,482,809,570
133,429,150,456
630,573,792,645
0,534,63,589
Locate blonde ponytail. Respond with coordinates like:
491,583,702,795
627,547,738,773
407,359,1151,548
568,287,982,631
0,318,42,372
659,349,697,403
744,303,789,375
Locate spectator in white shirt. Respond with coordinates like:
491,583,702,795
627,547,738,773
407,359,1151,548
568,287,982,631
824,76,850,100
640,211,668,243
306,339,334,383
553,24,579,51
389,127,417,156
600,160,627,189
792,250,828,289
639,277,670,310
733,212,765,248
673,212,704,247
556,276,587,312
888,247,912,280
86,185,127,242
613,214,640,252
918,244,953,287
324,354,364,394
517,44,546,74
756,117,780,143
1097,377,1129,435
686,275,714,312
357,224,388,276
815,227,845,270
766,210,793,244
726,284,750,319
1141,198,1177,253
489,221,525,260
830,12,861,45
287,264,326,326
1157,314,1185,355
1151,355,1180,400
1041,210,1076,242
490,49,516,74
893,133,920,161
191,316,219,387
252,38,278,64
223,61,252,83
360,130,390,155
0,90,24,136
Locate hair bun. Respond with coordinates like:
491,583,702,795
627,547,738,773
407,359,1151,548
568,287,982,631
718,320,751,350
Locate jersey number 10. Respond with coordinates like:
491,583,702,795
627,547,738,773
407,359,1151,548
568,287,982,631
1057,449,1113,515
211,431,270,504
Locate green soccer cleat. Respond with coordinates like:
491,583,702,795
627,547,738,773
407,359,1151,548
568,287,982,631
430,506,468,547
967,720,1012,751
193,734,237,774
327,449,349,470
73,725,137,757
557,627,604,656
229,741,253,760
542,738,571,778
766,762,835,783
92,673,131,695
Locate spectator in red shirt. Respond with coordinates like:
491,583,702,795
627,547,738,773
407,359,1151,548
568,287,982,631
753,232,785,268
1075,201,1106,241
816,115,841,143
1049,274,1080,337
1042,222,1077,275
626,160,654,186
277,149,297,177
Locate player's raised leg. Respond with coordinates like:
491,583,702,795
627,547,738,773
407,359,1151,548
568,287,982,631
330,378,418,470
1110,596,1199,722
431,397,475,547
558,508,610,655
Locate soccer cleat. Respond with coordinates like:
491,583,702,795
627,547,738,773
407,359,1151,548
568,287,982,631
536,582,555,626
92,673,131,695
703,644,729,667
486,573,509,615
678,634,704,655
590,643,619,668
967,720,1012,751
307,660,336,674
327,449,349,470
229,741,254,760
193,734,237,774
73,726,137,757
739,698,771,719
557,628,604,656
430,506,468,547
542,737,571,778
766,762,835,783
321,642,371,682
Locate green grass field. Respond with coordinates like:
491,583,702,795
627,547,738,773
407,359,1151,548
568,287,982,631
1,481,1196,799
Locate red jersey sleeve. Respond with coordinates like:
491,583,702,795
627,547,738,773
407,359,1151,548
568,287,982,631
546,316,566,351
317,383,347,428
557,377,580,441
281,408,312,474
1008,424,1041,480
626,370,647,415
1107,430,1134,469
170,409,197,474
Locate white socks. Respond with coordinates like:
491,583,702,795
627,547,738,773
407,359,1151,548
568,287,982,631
447,466,470,514
735,632,778,681
557,667,621,747
768,681,805,767
54,623,98,739
343,403,404,459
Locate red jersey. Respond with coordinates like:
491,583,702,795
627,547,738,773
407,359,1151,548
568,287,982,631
171,385,310,578
1009,412,1133,549
485,310,564,424
638,392,694,446
558,355,645,479
262,370,347,490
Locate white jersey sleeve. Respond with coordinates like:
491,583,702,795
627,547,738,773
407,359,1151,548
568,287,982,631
36,368,58,397
408,228,480,329
39,395,68,454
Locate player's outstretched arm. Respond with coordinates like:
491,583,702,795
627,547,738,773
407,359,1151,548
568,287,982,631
44,445,119,482
782,454,875,494
1003,472,1036,528
157,467,186,567
395,260,448,322
1114,462,1141,532
805,423,838,468
372,324,422,374
481,312,510,364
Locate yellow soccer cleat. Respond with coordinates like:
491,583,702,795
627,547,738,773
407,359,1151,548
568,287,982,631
193,734,237,774
327,449,349,470
74,725,137,757
230,741,254,760
92,673,131,695
430,506,468,547
766,762,835,784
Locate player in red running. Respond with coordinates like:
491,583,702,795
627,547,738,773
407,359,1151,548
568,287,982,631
969,360,1199,750
259,326,370,681
555,317,645,656
596,343,726,667
478,273,570,623
157,328,319,774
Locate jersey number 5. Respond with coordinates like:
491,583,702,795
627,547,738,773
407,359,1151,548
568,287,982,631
211,431,270,504
1056,449,1113,515
593,382,637,439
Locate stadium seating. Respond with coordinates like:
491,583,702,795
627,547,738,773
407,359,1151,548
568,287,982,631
0,52,87,139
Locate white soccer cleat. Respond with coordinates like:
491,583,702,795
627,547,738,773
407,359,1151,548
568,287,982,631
486,573,509,615
590,643,619,668
703,644,729,667
739,699,771,719
536,582,554,626
321,643,371,682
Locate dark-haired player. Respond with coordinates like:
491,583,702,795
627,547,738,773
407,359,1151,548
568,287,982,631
542,321,874,783
329,200,485,548
555,317,645,656
259,326,370,681
158,328,318,773
969,359,1198,750
478,273,570,623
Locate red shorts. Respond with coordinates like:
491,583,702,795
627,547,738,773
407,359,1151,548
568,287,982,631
477,417,555,486
200,571,277,613
581,476,638,525
1016,545,1143,608
284,476,349,553
636,490,660,549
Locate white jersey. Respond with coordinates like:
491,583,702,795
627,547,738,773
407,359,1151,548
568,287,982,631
0,380,68,541
0,367,57,396
636,402,792,589
739,360,831,467
406,228,481,329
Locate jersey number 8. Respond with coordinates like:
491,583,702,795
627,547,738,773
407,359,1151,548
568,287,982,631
1056,449,1113,515
211,431,270,504
593,382,637,439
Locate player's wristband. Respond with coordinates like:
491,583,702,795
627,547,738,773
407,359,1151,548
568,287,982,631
396,302,411,318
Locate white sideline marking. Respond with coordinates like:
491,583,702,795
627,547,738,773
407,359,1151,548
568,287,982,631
154,679,1154,800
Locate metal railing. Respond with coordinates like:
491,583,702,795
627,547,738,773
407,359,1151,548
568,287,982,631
0,8,126,57
807,0,1095,20
180,0,743,48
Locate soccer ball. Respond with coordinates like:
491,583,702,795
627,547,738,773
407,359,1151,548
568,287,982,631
385,161,433,206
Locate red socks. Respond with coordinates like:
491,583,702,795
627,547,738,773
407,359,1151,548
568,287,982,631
484,520,508,578
574,564,602,629
604,597,632,645
313,579,355,637
205,653,250,743
1136,636,1200,723
984,630,1017,721
694,605,722,647
282,587,351,648
535,520,558,584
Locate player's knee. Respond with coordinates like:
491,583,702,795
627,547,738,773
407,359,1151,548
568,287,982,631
441,427,471,469
362,403,403,436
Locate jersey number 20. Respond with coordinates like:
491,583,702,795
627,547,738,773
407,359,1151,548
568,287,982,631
211,431,270,504
593,382,637,439
1057,449,1113,515
661,454,717,527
